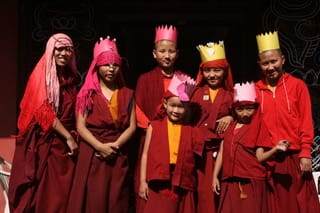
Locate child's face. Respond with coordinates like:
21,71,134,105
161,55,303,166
153,40,178,70
201,67,225,89
98,63,120,84
163,96,186,123
234,104,256,124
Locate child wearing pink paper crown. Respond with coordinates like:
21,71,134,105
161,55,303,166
212,82,290,213
134,24,191,212
191,41,234,213
139,73,205,213
66,36,136,213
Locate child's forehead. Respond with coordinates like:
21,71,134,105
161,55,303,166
234,104,256,109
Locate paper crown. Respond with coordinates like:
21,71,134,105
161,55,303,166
167,73,196,102
256,31,280,53
196,41,226,62
155,25,178,43
233,81,257,103
93,36,119,59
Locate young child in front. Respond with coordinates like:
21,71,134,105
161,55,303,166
212,82,289,213
139,73,205,213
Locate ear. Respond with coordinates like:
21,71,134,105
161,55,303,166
281,55,285,65
152,49,157,59
163,98,168,109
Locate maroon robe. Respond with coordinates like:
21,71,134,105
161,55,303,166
143,118,205,213
190,85,233,213
134,67,188,212
218,119,271,213
66,87,133,213
8,76,78,213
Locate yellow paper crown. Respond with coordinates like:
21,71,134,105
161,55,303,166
256,31,280,53
196,41,226,62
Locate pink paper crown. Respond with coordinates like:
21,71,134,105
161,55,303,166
154,25,178,43
233,81,257,103
93,36,119,58
167,73,196,102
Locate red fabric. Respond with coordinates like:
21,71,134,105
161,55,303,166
191,85,233,141
146,118,205,191
196,59,233,91
143,185,195,213
269,152,320,213
217,118,271,213
18,33,77,133
218,179,268,213
255,73,314,158
66,87,133,213
9,75,78,213
222,121,268,180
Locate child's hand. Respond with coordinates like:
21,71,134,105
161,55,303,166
139,181,149,200
276,140,290,152
216,115,233,134
212,177,221,195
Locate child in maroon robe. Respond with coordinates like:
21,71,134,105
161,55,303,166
139,73,204,213
192,41,234,213
66,36,136,213
212,82,289,213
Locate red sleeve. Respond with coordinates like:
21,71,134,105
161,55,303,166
297,82,314,158
135,104,150,129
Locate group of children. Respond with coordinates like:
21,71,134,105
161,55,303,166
7,25,320,213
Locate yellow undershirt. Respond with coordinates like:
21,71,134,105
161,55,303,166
107,89,118,122
167,119,181,164
209,88,219,103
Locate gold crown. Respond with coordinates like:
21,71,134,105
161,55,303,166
196,41,226,62
256,31,280,53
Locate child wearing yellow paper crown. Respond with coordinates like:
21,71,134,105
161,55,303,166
139,73,205,213
191,41,234,213
255,31,320,213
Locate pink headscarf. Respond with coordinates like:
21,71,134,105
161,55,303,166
76,37,125,115
17,33,77,132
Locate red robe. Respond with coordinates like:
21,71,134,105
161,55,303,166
255,73,320,213
66,87,133,213
8,76,78,213
143,118,205,213
219,117,271,213
134,66,188,212
190,85,233,213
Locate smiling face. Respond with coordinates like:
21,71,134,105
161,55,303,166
258,49,285,86
54,46,73,68
201,67,225,89
163,96,186,123
153,40,178,72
